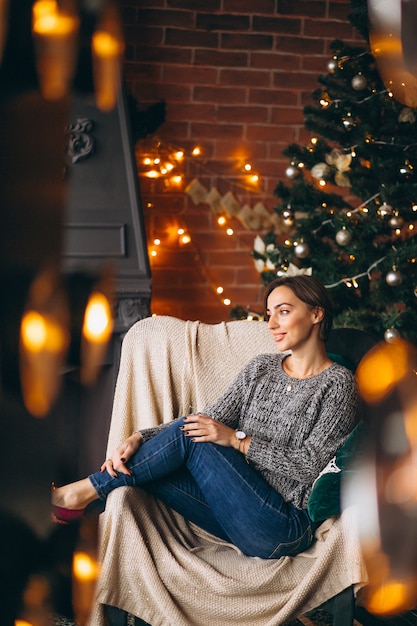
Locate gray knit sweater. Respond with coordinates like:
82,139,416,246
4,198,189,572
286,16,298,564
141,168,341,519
139,353,359,510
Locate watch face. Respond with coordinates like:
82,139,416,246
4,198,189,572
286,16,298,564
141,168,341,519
236,430,246,440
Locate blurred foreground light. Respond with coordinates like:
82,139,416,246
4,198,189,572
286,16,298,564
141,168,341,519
344,337,417,616
355,338,412,403
92,28,124,111
368,0,417,107
19,270,70,417
81,279,114,385
82,292,112,344
32,0,79,101
73,551,100,582
365,578,417,615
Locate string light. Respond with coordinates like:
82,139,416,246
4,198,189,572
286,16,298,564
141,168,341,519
139,138,269,311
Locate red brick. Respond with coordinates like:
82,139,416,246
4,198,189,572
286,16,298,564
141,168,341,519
274,36,325,55
302,54,332,73
328,2,356,22
246,124,296,143
218,105,269,124
249,88,298,106
221,33,273,51
253,16,302,35
303,19,356,40
251,51,301,71
277,0,326,18
273,71,320,91
194,49,249,67
194,86,246,104
165,28,219,48
190,122,244,139
136,45,193,64
196,13,250,31
219,68,270,87
168,102,218,122
164,65,218,85
271,107,304,125
124,26,163,46
123,62,162,83
223,0,275,13
138,8,195,28
167,0,221,10
213,140,268,160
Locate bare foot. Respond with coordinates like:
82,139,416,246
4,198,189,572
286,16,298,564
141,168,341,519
52,478,98,510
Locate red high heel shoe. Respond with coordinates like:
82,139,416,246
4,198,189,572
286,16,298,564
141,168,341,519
51,482,85,525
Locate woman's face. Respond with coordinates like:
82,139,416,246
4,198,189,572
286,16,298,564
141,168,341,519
266,285,323,352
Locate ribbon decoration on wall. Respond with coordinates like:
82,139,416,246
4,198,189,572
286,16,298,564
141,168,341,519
185,177,283,233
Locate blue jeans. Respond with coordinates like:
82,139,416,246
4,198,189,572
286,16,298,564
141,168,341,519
89,417,315,559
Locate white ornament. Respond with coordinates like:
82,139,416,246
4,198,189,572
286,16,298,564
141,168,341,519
335,228,352,246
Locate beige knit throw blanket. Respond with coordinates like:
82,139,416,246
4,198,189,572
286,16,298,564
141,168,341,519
89,316,367,626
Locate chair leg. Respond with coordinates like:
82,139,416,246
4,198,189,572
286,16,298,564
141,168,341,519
104,605,151,626
330,586,355,626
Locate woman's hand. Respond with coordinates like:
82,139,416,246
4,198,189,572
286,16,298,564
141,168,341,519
181,413,236,447
100,432,143,477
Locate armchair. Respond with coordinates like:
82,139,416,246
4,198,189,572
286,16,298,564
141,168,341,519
88,316,374,626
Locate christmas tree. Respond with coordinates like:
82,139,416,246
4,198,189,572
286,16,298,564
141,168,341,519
252,0,417,344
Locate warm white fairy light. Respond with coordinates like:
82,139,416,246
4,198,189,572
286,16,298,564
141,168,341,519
226,228,234,236
218,216,226,226
223,298,231,306
216,286,224,294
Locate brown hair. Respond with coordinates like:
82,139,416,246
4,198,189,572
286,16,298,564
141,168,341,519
263,275,334,341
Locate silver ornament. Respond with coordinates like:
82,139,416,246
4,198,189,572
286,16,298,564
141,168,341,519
294,242,310,259
342,113,355,129
384,328,401,343
285,165,298,179
327,58,338,73
388,214,404,229
378,202,393,217
335,229,352,246
385,269,403,286
351,74,367,91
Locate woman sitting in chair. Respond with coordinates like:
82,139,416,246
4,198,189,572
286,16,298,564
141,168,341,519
52,275,359,559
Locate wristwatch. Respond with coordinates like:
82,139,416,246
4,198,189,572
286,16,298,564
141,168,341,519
235,430,247,453
235,430,247,442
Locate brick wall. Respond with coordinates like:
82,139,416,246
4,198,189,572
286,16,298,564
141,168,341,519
120,0,363,322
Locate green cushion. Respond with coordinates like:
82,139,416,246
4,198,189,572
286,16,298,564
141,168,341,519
307,422,364,522
327,351,355,371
